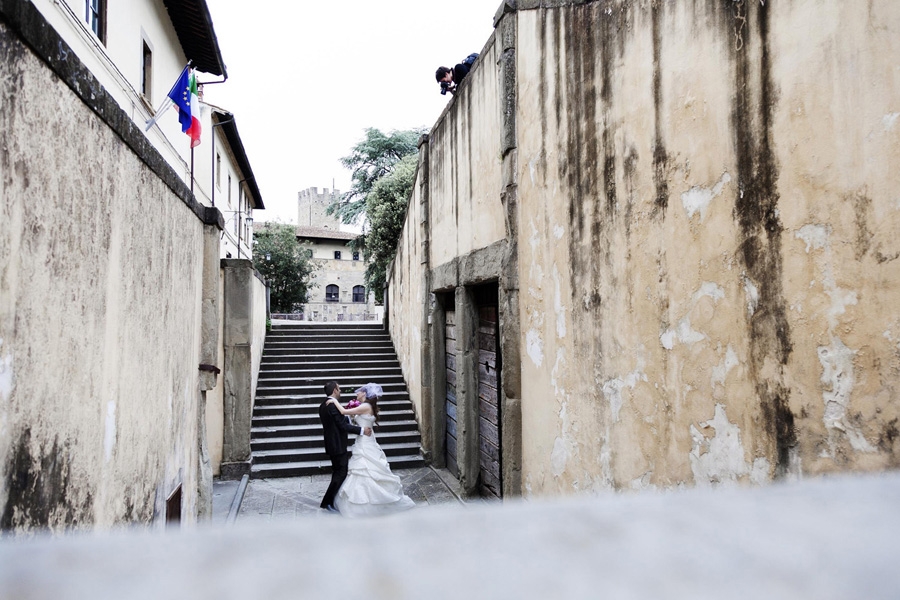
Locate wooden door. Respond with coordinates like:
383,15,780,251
444,309,458,477
477,299,502,499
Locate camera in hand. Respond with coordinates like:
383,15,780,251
440,80,453,95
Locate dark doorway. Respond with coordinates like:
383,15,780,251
444,294,459,477
474,284,502,499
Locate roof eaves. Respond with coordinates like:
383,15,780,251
162,0,227,78
212,110,264,210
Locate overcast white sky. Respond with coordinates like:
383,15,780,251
203,1,499,225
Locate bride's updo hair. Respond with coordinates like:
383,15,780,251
357,383,383,422
367,395,380,422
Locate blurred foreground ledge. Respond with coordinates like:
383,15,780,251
1,472,899,600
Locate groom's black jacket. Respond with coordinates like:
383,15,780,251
319,398,362,456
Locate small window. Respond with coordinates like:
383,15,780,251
141,41,152,101
352,252,360,261
86,0,106,44
352,286,365,303
334,251,341,260
325,285,339,302
216,154,222,189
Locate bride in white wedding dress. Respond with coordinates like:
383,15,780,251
327,383,416,517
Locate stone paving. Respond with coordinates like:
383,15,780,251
229,466,463,523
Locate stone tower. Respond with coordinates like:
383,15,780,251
297,187,342,229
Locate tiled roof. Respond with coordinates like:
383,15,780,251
295,227,359,241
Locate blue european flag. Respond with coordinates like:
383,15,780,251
167,66,192,133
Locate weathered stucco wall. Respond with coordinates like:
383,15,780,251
207,272,227,476
388,160,426,423
0,15,216,530
250,271,267,406
515,0,900,493
429,35,507,268
388,0,900,498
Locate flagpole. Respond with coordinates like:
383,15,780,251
145,62,191,132
190,146,195,195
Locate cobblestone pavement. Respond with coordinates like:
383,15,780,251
232,467,462,522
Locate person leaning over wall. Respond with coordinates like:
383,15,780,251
435,53,479,96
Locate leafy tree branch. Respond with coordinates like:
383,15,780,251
252,222,318,313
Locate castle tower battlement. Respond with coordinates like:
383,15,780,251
298,187,342,229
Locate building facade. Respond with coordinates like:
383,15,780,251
294,188,377,322
206,108,264,260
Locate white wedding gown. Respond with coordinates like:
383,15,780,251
334,414,416,517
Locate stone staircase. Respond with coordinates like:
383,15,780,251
250,322,426,478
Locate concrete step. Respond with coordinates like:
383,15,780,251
271,324,384,332
255,381,408,397
250,453,426,478
253,441,423,464
265,332,391,342
256,372,407,385
262,347,398,358
254,389,411,406
257,358,399,371
253,399,413,416
265,339,394,348
258,365,403,379
251,420,421,439
251,430,422,452
251,409,417,428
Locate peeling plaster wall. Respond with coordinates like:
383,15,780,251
0,18,210,530
388,0,900,498
429,36,507,268
516,0,900,495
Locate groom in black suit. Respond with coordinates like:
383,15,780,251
319,380,372,512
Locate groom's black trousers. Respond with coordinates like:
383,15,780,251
321,452,350,509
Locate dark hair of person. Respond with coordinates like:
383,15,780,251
435,66,452,82
324,381,339,397
366,395,380,422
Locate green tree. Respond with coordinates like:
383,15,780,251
252,222,317,313
361,154,418,303
328,127,425,225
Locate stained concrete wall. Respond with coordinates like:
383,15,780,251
250,271,267,406
387,0,900,498
388,153,427,431
429,34,508,267
218,260,268,479
206,261,267,478
207,273,227,476
0,7,223,531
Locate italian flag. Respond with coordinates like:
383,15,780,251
183,71,201,148
166,66,202,148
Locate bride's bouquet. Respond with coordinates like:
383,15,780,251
346,399,361,410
